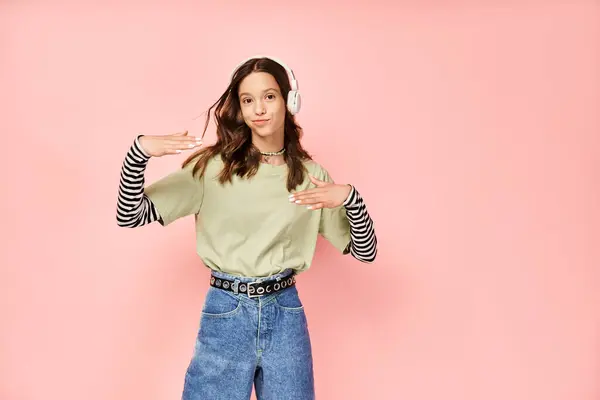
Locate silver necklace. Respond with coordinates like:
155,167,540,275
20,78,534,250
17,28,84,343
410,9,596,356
259,148,286,156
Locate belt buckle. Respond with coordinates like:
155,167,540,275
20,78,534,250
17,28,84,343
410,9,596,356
247,281,262,298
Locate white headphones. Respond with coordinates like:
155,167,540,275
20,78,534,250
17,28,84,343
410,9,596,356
231,55,301,115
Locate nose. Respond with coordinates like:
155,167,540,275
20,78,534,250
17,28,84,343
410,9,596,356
254,100,266,115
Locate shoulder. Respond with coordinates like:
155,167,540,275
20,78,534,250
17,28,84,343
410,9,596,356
302,159,334,183
181,151,223,178
202,153,224,175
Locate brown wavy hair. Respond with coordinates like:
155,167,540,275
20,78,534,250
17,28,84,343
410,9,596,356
182,57,312,192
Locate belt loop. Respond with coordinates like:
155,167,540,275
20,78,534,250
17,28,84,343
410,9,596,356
232,279,240,295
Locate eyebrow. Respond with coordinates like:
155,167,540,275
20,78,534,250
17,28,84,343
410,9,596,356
239,88,279,96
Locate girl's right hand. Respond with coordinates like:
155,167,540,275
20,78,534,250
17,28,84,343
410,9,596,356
138,130,203,157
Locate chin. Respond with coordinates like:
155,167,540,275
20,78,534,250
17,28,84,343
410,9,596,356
253,129,277,138
250,123,282,137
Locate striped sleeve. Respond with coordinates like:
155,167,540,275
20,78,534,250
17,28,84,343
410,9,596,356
342,186,378,263
116,136,162,228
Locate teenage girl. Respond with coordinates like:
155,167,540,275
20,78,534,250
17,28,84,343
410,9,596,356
116,55,378,400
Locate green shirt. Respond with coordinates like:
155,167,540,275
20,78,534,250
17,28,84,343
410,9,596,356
144,155,351,278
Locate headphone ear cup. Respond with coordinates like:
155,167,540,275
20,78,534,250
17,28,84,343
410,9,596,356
287,90,301,115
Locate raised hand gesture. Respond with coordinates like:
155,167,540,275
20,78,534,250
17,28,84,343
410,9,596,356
289,175,352,210
138,130,203,157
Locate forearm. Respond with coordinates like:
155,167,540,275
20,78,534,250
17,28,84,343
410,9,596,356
116,136,162,227
343,186,378,263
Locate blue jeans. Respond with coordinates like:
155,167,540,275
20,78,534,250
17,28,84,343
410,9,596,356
181,269,315,400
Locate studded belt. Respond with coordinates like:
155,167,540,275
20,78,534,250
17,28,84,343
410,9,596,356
209,272,297,298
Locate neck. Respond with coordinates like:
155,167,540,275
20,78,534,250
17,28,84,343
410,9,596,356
252,133,284,154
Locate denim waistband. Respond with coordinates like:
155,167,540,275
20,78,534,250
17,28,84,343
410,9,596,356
209,268,295,284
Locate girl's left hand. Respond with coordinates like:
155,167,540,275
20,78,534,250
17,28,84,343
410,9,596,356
289,175,351,210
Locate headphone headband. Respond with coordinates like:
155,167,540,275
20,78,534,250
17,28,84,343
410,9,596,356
231,55,298,91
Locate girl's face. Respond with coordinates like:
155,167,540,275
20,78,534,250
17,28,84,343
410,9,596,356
238,72,286,141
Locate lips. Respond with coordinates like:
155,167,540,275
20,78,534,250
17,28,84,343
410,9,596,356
253,119,270,125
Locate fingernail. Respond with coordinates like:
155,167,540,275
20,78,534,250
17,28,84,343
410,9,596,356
307,206,312,210
188,144,195,148
176,150,182,153
289,197,295,202
295,200,301,204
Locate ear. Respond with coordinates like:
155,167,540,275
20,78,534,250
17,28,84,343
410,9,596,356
309,175,328,187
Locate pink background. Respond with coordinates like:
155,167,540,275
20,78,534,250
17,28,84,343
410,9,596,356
2,1,599,399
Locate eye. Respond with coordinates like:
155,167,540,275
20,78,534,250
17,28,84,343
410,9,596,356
265,93,276,100
242,98,252,104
